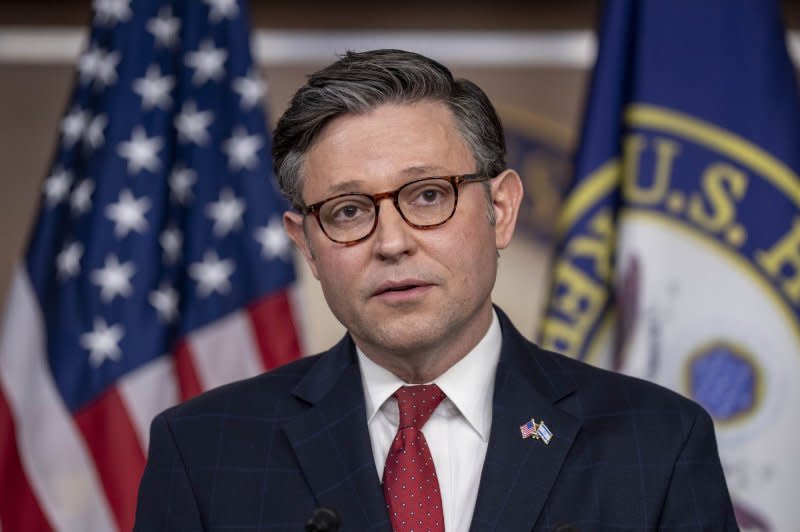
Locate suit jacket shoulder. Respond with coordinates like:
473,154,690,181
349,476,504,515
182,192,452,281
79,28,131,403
477,307,737,531
538,342,709,419
158,349,323,422
135,334,393,532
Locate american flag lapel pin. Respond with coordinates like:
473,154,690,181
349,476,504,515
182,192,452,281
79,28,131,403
520,418,553,444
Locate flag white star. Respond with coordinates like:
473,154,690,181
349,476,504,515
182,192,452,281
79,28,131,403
93,0,131,26
56,241,83,280
133,65,175,110
149,282,179,322
222,127,263,170
147,6,180,48
78,44,104,85
117,126,163,174
61,107,89,147
160,226,182,264
90,254,136,302
204,0,239,23
184,39,227,85
105,189,151,237
233,70,267,110
189,251,235,297
94,49,121,88
175,101,213,145
254,217,291,260
206,188,246,237
80,318,124,367
70,179,94,215
83,113,107,150
169,166,197,204
43,167,73,206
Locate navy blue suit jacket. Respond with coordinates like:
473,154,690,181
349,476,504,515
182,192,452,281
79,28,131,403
135,308,737,531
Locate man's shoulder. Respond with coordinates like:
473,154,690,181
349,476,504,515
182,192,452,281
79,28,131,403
496,306,703,419
530,345,720,472
159,351,324,422
535,343,707,420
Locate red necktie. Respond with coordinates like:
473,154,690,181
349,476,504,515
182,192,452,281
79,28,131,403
382,384,446,532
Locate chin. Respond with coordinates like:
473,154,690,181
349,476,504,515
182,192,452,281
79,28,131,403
357,312,445,353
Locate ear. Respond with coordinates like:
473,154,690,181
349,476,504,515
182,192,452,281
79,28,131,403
490,169,524,250
283,211,320,279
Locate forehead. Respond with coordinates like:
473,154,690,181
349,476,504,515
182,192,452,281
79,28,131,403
301,101,475,197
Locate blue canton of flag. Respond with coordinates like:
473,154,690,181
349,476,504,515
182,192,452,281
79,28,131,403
0,1,301,531
539,0,800,528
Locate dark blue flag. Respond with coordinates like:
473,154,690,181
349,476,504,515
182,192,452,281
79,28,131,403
0,1,301,530
539,1,800,527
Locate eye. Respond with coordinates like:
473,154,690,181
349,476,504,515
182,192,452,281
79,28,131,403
405,181,451,207
322,195,374,224
334,204,362,219
420,188,443,203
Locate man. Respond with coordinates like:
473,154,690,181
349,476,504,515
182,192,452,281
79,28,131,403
135,49,737,531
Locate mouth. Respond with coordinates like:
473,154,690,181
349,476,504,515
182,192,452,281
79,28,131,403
372,279,434,300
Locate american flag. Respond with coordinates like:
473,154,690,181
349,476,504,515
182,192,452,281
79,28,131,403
520,419,538,439
0,1,302,530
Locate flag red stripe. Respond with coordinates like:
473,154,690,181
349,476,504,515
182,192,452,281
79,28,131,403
0,387,53,532
247,291,302,370
174,339,203,402
74,388,146,532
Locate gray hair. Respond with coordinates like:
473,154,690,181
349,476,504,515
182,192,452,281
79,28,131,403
272,49,507,213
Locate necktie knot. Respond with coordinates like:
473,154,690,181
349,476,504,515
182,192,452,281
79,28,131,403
394,384,445,430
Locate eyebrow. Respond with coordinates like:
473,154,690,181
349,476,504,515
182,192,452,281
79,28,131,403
321,166,456,196
401,165,448,177
324,179,369,196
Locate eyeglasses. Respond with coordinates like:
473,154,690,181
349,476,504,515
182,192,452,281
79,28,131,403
302,173,490,245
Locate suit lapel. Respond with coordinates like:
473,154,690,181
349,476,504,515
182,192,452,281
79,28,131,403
470,310,582,532
282,337,390,532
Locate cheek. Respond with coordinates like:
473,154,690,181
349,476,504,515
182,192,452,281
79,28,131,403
317,252,352,281
315,264,358,326
313,247,365,301
433,221,496,280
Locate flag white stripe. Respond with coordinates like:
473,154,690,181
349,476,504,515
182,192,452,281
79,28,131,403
288,282,308,355
117,355,179,453
188,309,264,390
0,268,116,532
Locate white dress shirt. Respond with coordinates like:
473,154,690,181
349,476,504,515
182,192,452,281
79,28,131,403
357,310,502,532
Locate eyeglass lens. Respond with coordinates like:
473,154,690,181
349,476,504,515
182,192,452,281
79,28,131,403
318,178,457,242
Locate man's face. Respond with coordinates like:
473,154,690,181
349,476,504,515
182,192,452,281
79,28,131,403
284,101,521,369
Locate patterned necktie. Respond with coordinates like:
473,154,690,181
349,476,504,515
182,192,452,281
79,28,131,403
382,384,446,532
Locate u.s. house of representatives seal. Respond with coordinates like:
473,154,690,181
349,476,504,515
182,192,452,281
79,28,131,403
541,104,800,531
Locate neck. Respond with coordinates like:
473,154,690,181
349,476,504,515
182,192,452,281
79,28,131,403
368,353,456,384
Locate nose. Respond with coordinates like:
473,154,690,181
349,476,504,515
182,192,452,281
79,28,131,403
372,197,416,261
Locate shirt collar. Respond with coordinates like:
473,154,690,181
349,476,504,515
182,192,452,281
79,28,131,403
357,309,502,441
